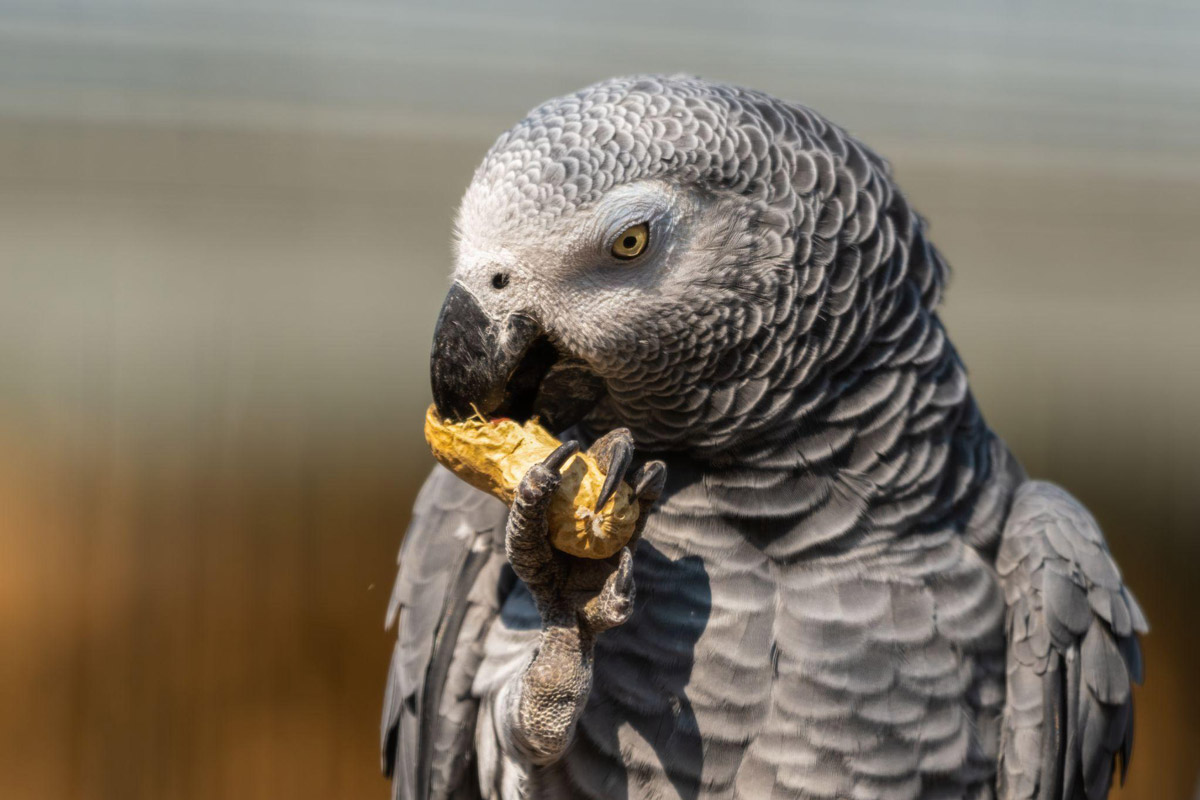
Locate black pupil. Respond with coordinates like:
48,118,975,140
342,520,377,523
622,235,638,249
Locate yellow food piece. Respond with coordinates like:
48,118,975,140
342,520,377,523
424,405,638,559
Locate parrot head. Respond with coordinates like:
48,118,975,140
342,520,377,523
430,75,943,460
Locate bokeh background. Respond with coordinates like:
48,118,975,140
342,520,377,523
1,1,1197,798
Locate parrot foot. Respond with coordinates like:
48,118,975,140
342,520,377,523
501,431,665,764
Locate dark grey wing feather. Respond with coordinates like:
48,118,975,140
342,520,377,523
382,465,509,800
996,482,1147,800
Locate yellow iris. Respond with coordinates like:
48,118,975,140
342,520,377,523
611,223,649,260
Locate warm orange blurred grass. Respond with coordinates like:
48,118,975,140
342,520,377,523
0,421,423,799
1,412,1196,799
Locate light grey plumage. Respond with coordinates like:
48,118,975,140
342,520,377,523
382,75,1146,800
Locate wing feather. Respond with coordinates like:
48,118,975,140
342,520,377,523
997,482,1146,800
381,465,509,800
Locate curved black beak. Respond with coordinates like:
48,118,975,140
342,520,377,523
430,283,540,420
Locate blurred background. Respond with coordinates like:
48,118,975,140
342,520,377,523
1,1,1197,798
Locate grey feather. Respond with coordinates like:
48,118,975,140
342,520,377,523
382,466,508,800
997,482,1144,800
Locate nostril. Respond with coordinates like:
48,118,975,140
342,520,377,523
491,272,510,290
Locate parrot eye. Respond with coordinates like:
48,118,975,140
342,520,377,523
611,223,649,260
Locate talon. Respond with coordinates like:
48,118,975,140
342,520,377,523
541,440,579,474
594,469,625,513
632,460,667,504
612,548,634,598
588,429,634,511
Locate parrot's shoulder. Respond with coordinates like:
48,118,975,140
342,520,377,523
997,481,1148,642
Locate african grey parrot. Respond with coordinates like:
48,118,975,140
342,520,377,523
381,75,1147,800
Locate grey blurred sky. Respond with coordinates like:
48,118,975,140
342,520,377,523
0,0,1198,160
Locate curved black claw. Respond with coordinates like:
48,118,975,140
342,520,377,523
631,460,667,504
542,440,579,473
588,429,635,512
